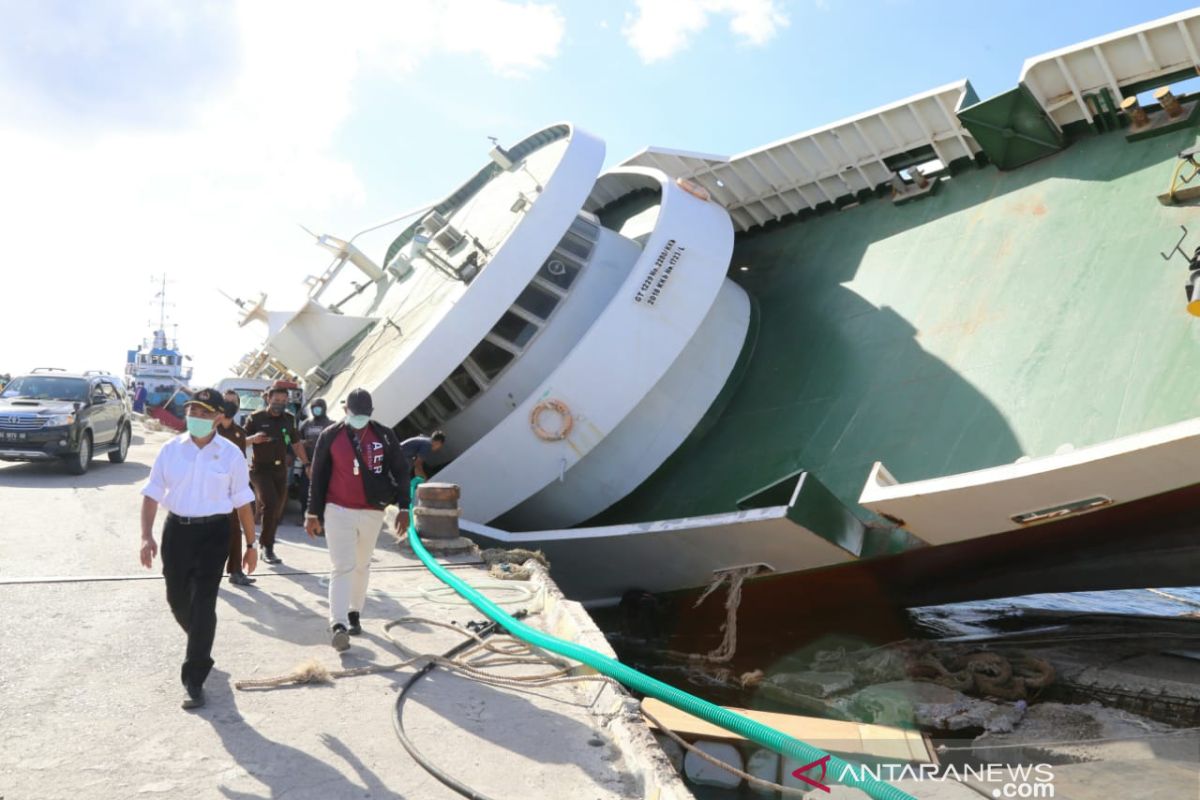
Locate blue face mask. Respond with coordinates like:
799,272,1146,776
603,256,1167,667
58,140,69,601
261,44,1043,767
346,414,370,430
187,417,215,438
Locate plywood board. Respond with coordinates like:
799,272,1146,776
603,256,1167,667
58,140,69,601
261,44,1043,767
641,698,934,764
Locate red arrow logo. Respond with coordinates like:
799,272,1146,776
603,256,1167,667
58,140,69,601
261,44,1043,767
791,755,832,792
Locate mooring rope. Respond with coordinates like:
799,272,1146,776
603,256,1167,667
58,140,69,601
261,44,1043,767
661,564,761,667
234,616,596,690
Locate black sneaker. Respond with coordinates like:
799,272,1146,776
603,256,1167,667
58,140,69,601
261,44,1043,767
263,548,282,564
347,611,362,636
181,684,205,710
331,624,350,652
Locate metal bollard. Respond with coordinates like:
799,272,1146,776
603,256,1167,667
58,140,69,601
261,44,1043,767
1155,87,1185,119
413,482,461,540
1121,95,1150,127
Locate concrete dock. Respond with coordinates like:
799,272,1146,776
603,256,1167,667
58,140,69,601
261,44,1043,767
0,423,689,800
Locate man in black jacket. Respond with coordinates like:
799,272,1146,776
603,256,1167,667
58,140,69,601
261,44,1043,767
304,388,409,651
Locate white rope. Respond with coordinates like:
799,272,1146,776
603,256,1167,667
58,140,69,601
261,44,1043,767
1146,587,1200,609
312,575,535,605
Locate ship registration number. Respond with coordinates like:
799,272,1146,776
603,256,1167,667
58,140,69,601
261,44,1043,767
634,239,685,306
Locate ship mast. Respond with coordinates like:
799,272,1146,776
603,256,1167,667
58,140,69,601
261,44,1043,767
158,273,167,333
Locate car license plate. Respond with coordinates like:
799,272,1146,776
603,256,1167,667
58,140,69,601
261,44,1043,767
2,432,25,440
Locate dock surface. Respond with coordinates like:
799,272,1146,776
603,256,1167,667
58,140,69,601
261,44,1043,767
0,424,685,799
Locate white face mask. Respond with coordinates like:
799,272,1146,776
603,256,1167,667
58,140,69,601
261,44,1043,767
346,414,370,430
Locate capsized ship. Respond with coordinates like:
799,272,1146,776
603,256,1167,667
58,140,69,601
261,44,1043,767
234,11,1200,638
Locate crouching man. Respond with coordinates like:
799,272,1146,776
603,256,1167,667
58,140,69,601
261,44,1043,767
304,389,410,651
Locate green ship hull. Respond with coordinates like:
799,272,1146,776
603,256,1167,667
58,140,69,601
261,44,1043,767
602,124,1200,527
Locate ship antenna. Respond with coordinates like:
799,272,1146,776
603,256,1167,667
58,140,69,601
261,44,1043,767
159,273,167,332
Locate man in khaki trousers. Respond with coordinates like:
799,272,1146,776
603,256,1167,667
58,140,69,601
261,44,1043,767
304,389,409,651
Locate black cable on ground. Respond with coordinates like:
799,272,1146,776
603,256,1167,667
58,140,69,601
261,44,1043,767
392,611,527,800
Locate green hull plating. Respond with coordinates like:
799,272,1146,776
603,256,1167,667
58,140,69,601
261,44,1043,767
599,126,1200,524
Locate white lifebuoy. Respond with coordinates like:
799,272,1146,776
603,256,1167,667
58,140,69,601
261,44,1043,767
530,399,573,441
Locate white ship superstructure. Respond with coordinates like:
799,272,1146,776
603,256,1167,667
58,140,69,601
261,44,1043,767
235,124,750,528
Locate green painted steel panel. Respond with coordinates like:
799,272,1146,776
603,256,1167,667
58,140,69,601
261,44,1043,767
958,84,1064,170
602,126,1200,527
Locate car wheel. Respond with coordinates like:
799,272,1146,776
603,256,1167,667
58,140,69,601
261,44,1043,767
108,425,131,463
66,432,92,475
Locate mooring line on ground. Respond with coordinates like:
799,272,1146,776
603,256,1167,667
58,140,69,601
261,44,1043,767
0,561,486,586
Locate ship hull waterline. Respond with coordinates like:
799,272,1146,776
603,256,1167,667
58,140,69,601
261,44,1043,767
463,475,1200,658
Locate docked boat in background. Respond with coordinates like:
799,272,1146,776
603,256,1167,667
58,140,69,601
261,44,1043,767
230,10,1200,639
126,276,193,430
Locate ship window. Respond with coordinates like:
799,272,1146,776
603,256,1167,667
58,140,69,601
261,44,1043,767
491,311,538,348
557,232,592,262
420,397,449,423
513,284,559,320
446,365,482,400
395,418,421,441
569,216,599,242
470,339,515,379
431,386,459,413
411,403,438,431
538,256,580,291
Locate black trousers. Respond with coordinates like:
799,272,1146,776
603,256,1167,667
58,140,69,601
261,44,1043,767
161,515,229,688
226,512,243,575
297,470,310,517
251,468,288,549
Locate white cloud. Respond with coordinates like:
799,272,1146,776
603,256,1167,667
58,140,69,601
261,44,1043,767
623,0,789,63
0,1,564,384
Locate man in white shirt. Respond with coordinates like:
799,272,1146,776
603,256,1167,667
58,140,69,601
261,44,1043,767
139,388,257,710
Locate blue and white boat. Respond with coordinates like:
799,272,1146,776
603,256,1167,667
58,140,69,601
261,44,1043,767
125,277,193,419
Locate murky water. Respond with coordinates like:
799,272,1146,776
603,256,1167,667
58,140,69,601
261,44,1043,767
598,586,1200,798
596,585,1200,708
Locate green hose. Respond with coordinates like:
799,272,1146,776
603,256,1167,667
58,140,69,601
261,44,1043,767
405,480,915,800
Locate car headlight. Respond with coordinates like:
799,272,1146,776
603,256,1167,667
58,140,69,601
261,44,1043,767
43,414,75,427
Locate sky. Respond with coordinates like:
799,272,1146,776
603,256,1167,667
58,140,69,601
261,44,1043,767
2,0,1197,385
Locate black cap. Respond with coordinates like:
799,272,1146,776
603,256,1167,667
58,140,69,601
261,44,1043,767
344,388,373,415
184,388,224,415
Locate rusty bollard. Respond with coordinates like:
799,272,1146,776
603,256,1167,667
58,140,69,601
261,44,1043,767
407,481,475,554
1121,95,1150,128
1155,87,1185,119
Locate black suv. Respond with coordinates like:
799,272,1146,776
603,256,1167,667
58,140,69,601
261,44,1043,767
0,370,132,474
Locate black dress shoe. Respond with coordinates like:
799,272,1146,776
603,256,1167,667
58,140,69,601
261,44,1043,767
348,611,362,636
229,571,256,586
181,685,205,710
263,548,282,564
